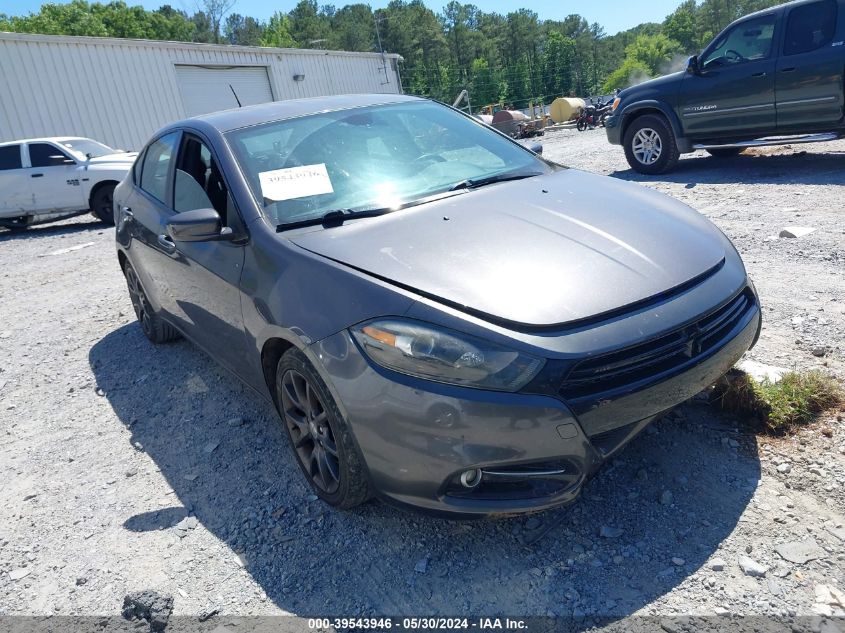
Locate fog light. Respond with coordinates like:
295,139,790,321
459,468,482,488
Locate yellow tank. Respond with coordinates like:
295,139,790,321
549,97,585,123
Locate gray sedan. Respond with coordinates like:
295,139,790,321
114,94,760,517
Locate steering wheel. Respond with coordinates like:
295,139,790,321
725,49,747,63
413,153,446,165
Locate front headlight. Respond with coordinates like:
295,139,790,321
350,319,544,392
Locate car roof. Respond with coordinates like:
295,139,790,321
733,0,816,22
183,93,425,134
0,136,93,147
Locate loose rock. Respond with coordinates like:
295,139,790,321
8,568,31,581
121,590,173,632
775,539,826,564
738,556,767,577
779,226,816,239
600,526,623,539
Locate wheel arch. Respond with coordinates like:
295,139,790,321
88,179,119,210
620,101,686,149
261,337,297,408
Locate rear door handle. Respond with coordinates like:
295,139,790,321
31,173,43,178
157,234,177,254
751,71,767,77
780,67,796,73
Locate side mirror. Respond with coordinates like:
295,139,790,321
527,142,543,155
167,208,231,242
686,55,700,75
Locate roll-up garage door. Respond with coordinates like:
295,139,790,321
175,65,274,117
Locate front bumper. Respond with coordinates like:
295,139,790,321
311,292,760,517
605,113,622,145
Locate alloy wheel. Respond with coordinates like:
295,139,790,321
632,128,663,165
281,369,341,494
124,266,154,338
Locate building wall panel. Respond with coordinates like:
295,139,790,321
0,33,402,150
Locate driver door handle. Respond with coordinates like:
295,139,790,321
157,234,177,254
780,67,796,73
751,71,767,77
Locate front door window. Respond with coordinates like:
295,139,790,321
701,15,777,69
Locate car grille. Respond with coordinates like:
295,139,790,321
559,288,756,401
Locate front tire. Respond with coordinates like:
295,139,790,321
276,349,370,509
91,184,116,225
122,262,180,344
623,114,680,174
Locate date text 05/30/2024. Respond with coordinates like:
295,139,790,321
308,617,529,630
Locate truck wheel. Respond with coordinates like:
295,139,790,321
623,114,680,174
706,148,744,158
91,184,116,225
276,349,371,510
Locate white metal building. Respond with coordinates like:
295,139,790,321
0,32,403,150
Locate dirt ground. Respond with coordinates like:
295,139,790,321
0,131,843,631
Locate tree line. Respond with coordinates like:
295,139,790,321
1,0,785,110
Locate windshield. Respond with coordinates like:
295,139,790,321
225,101,551,226
58,138,116,159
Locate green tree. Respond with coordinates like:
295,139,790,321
469,57,500,106
602,57,652,92
288,0,330,48
6,0,108,36
663,0,699,51
224,13,263,45
328,4,374,52
541,30,575,98
260,12,294,48
624,33,683,74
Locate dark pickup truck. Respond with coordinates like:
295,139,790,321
605,0,845,173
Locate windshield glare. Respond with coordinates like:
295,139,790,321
59,138,116,159
226,101,550,226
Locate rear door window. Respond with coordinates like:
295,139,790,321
139,132,180,204
0,145,22,170
783,0,837,56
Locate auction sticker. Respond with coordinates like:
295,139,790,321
259,163,334,202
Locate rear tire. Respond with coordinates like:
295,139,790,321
122,261,180,344
91,184,116,225
706,148,744,158
276,349,370,509
623,114,680,174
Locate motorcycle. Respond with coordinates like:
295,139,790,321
576,97,614,131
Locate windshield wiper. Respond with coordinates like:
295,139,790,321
449,171,543,192
276,207,393,232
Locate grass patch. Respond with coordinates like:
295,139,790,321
712,369,843,434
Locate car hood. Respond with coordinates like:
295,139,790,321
87,152,137,165
620,71,684,99
289,170,727,327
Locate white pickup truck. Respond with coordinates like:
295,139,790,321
0,137,136,229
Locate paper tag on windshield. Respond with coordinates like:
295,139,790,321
258,164,334,202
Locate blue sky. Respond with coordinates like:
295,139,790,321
3,0,682,35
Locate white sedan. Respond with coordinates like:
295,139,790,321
0,137,137,229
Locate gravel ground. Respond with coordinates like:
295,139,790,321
0,131,844,631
